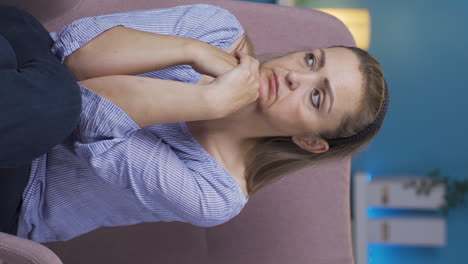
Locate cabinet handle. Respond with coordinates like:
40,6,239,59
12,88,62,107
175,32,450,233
381,184,389,205
381,221,390,241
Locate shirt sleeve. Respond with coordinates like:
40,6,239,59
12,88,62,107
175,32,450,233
51,4,245,63
74,86,239,227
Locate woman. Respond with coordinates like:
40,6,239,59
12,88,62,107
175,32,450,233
4,4,389,243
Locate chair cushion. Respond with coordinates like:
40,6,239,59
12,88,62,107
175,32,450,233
0,232,63,264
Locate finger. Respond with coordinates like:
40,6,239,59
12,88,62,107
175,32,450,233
247,59,259,81
251,57,260,71
228,54,239,71
227,53,239,67
220,54,239,74
236,51,248,65
244,55,257,72
234,50,243,59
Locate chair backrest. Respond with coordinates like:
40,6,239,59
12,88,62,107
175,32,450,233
39,0,356,55
0,232,63,264
2,0,356,54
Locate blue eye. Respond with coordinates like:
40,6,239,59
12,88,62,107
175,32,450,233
305,53,315,69
311,89,321,109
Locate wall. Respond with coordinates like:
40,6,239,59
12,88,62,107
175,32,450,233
347,1,468,263
241,0,468,263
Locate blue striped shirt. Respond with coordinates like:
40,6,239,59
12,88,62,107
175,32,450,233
16,4,249,243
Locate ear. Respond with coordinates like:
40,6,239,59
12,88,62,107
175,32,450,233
291,135,329,154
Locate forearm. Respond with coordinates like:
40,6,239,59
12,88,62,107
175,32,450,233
64,26,197,80
79,75,219,127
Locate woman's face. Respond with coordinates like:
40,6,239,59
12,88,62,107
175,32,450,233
257,47,364,140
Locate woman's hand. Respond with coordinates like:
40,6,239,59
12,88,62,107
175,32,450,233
205,51,260,118
187,40,239,79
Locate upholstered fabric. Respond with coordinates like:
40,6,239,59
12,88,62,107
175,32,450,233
45,160,353,264
40,0,355,55
0,0,356,263
0,232,63,264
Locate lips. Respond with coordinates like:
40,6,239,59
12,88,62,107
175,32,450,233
270,72,278,97
273,72,279,93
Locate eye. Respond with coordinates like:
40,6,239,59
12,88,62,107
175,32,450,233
305,53,316,69
311,89,321,110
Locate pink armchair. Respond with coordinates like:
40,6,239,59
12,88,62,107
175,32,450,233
0,0,355,263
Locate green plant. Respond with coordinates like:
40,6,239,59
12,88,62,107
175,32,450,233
402,169,468,216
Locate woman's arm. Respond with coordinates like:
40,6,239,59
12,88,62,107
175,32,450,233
65,26,199,80
57,5,247,81
79,75,220,127
79,50,258,128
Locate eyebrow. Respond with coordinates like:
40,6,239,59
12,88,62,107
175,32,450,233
324,78,334,113
318,48,326,69
317,49,334,113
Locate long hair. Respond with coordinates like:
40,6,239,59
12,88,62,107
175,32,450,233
241,35,388,197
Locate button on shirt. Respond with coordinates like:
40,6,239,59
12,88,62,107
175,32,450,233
16,4,249,243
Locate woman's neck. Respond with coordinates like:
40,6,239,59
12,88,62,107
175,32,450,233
186,102,261,171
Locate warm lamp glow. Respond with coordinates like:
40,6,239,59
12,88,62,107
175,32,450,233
316,8,371,50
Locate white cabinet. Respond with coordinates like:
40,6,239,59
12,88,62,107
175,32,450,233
352,172,447,264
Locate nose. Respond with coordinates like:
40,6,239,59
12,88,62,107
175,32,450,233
286,71,308,91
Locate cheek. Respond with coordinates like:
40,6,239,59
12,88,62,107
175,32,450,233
277,96,302,116
272,97,310,130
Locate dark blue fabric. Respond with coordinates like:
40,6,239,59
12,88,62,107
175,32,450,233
0,6,81,235
0,6,82,168
0,165,31,235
